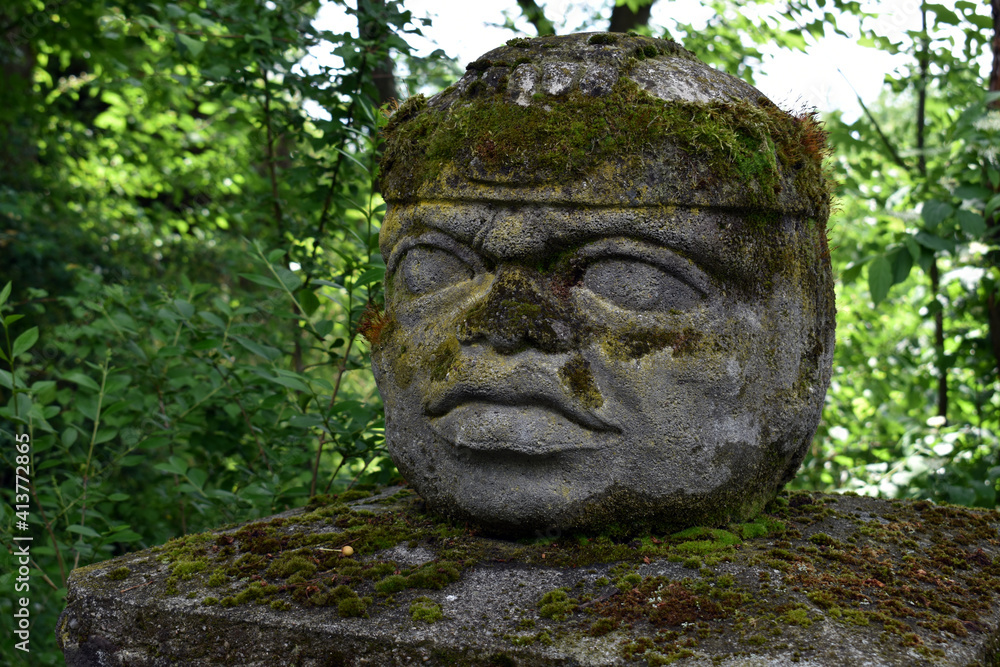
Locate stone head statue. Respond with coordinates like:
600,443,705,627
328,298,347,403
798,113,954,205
371,33,835,535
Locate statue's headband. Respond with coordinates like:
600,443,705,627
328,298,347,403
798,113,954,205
380,34,830,220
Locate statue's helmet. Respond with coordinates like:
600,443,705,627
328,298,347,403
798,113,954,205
381,33,830,218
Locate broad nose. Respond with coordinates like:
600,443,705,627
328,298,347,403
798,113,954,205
457,265,579,354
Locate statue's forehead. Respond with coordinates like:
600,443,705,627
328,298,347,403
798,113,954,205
381,200,738,261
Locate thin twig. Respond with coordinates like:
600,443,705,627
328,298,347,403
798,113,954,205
119,581,154,593
837,68,909,171
310,331,359,496
155,383,186,535
323,454,350,495
73,351,110,570
30,480,66,585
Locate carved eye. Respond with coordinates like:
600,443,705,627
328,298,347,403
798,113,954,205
583,257,703,311
398,245,474,295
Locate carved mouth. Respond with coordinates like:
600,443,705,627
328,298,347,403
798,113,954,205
426,388,620,455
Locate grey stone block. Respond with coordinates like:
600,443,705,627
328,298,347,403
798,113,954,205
58,487,1000,666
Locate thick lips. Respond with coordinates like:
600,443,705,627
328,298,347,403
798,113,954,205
426,388,620,456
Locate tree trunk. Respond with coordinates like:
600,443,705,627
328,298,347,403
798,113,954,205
986,0,1000,375
915,6,949,418
358,0,399,106
990,1,1000,105
609,0,658,33
0,7,38,185
516,0,556,36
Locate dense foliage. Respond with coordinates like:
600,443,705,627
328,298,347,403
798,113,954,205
0,0,997,662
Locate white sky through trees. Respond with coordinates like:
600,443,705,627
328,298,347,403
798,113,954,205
310,0,993,122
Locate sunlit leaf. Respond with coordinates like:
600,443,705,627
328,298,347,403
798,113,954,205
177,34,204,57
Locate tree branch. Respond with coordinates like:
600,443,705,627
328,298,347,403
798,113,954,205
262,69,284,238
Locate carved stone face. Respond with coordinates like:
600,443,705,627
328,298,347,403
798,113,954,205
373,33,835,534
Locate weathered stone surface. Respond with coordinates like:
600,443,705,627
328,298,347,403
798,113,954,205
59,487,1000,666
372,32,836,534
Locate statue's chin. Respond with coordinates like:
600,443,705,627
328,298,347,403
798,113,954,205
415,480,775,537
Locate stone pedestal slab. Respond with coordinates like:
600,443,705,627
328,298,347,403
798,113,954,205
58,487,1000,666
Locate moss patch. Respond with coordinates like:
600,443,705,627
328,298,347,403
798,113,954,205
557,354,602,408
410,596,445,623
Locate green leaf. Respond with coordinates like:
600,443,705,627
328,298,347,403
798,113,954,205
233,335,281,361
252,29,273,46
67,525,101,538
107,493,130,502
355,267,385,288
953,184,992,201
956,210,986,237
238,273,282,290
868,255,892,305
904,236,922,261
11,327,38,357
986,194,1000,221
290,414,324,428
154,456,188,476
298,289,320,316
914,232,953,253
315,319,334,338
164,3,186,18
77,395,100,421
138,436,170,450
187,467,207,489
267,248,286,263
94,429,118,444
0,282,10,308
198,311,227,329
0,369,11,390
2,313,22,328
173,299,195,319
250,368,309,392
275,266,302,291
109,530,143,543
177,34,204,57
926,3,960,25
970,14,993,29
31,436,54,454
921,199,953,230
889,248,912,285
192,338,224,350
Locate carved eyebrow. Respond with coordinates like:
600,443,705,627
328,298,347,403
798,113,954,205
385,230,487,276
575,237,712,297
